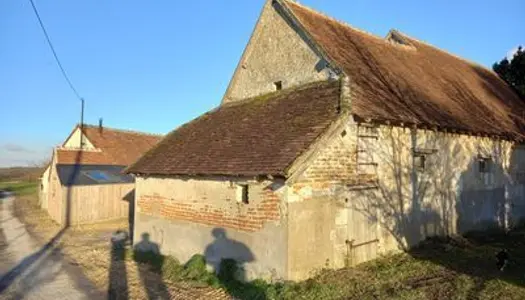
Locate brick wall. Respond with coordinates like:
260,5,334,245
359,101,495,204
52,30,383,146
134,176,288,280
294,124,362,186
286,124,361,279
136,176,283,232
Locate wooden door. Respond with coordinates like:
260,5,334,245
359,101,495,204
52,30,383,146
346,199,379,266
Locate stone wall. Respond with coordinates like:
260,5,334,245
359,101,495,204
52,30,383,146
354,125,525,245
287,119,525,279
132,121,525,281
222,0,334,103
286,124,358,279
134,175,288,281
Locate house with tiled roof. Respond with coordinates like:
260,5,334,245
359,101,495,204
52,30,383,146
127,0,525,280
40,123,161,226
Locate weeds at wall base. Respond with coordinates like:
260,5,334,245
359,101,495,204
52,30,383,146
128,250,315,299
127,226,525,300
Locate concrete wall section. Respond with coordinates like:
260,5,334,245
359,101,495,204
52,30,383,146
222,0,334,103
134,176,289,281
287,195,341,280
286,125,358,280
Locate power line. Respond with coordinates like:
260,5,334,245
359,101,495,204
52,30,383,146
28,0,82,100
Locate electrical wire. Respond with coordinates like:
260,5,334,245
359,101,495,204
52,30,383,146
28,0,82,100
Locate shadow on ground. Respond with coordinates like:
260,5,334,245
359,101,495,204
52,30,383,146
409,228,525,292
0,149,101,297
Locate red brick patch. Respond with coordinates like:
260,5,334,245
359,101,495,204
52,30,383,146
138,187,281,232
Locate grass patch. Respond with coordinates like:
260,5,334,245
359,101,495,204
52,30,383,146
131,251,220,287
129,228,525,300
0,181,38,196
129,251,349,299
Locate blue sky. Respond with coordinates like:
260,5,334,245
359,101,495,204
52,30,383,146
0,0,523,167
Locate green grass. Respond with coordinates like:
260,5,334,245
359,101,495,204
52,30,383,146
0,181,38,196
128,227,525,300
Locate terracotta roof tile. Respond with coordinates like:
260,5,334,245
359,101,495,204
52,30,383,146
127,80,341,176
284,1,525,138
58,125,162,166
56,149,112,165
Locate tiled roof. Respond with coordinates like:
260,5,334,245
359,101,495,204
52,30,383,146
284,0,525,139
57,125,162,166
127,80,341,176
56,149,111,165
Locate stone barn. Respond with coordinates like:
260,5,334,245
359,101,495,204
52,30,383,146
41,123,161,226
127,0,525,281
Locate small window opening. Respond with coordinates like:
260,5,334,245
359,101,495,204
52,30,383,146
341,130,347,137
274,81,282,91
360,124,379,136
413,148,437,171
237,184,249,204
414,154,426,171
478,157,491,173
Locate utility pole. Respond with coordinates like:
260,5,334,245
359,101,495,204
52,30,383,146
79,98,85,149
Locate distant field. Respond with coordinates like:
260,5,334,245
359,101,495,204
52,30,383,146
0,166,43,182
0,181,38,196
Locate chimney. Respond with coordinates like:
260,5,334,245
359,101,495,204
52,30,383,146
99,118,103,133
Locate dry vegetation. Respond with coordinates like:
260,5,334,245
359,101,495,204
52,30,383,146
12,195,229,300
10,188,525,299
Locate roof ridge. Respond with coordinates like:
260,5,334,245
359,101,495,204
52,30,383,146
286,1,499,75
125,112,213,174
126,77,342,176
390,29,499,75
56,147,102,152
127,80,340,174
282,0,394,46
80,124,163,137
221,80,338,108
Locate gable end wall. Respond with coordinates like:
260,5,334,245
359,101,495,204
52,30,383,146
222,0,334,103
63,127,95,150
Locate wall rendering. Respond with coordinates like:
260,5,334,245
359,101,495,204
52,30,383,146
134,175,288,281
287,120,525,279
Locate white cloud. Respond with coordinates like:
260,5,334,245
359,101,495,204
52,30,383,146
3,143,34,153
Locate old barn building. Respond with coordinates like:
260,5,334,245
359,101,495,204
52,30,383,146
41,123,161,226
127,0,525,280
